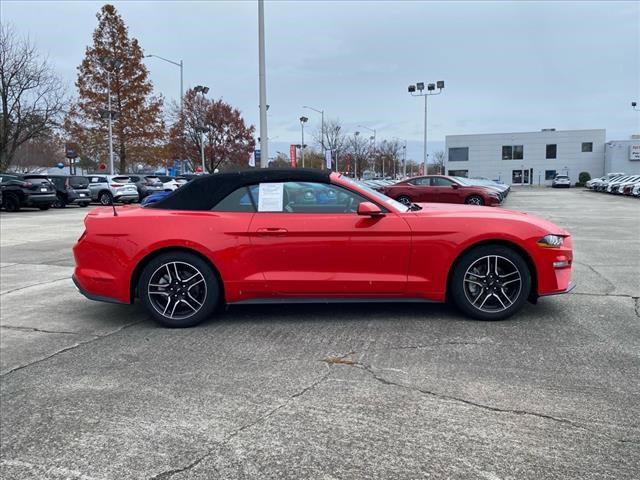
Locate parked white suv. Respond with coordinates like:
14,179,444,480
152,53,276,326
552,175,571,188
88,175,139,205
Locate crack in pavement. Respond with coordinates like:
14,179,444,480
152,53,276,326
325,353,639,446
0,320,144,377
572,261,617,294
148,368,334,480
1,324,84,336
0,276,71,296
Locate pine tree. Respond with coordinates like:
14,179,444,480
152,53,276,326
65,4,164,173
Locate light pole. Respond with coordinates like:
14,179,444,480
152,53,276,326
194,85,209,172
303,105,325,167
357,125,376,175
99,57,122,175
353,131,360,179
299,116,308,167
408,80,444,175
258,0,269,168
146,54,183,110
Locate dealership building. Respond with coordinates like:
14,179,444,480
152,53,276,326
443,128,627,185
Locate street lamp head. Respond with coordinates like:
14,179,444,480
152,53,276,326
427,83,435,91
202,86,210,94
416,82,424,91
354,131,360,136
299,116,308,123
437,80,445,89
633,101,638,107
408,85,416,93
194,85,203,93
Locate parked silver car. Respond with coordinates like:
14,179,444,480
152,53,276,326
87,175,139,205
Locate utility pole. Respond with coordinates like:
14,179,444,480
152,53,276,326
258,0,269,167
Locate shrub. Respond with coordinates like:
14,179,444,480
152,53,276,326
578,171,591,184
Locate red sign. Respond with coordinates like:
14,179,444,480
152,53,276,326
98,163,107,171
290,145,297,167
195,166,203,173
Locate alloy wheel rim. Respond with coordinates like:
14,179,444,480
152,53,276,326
148,261,207,320
463,255,522,313
468,196,482,205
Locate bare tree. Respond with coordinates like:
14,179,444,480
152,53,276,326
346,132,371,178
432,150,446,174
377,139,403,178
312,118,346,169
0,24,67,171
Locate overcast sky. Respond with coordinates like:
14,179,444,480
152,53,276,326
3,0,639,160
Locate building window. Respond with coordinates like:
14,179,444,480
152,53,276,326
448,147,468,162
545,170,557,180
546,144,557,159
502,145,523,160
448,169,468,177
582,142,593,152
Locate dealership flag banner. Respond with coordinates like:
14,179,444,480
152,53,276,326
290,145,297,167
249,151,256,167
325,150,332,169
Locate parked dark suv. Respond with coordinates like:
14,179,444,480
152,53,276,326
128,175,165,200
23,174,91,208
0,173,57,212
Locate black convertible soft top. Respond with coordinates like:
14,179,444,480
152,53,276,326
147,168,331,211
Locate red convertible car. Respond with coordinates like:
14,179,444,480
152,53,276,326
380,175,501,206
73,169,574,327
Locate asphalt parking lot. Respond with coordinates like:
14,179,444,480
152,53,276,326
1,189,639,479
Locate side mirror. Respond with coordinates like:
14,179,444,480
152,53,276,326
357,201,384,217
451,184,459,189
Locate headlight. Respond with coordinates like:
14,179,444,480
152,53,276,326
537,234,564,248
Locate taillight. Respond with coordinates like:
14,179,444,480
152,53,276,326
22,181,33,188
110,183,124,187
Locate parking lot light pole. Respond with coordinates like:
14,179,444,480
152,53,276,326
303,105,325,167
299,116,308,167
146,54,183,110
258,0,269,168
408,80,444,175
357,124,376,175
193,86,209,172
100,58,122,175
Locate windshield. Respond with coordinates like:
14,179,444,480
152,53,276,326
341,176,409,212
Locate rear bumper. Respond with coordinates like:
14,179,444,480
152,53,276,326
114,194,139,202
24,194,56,205
72,274,127,304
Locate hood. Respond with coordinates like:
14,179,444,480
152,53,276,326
407,203,569,236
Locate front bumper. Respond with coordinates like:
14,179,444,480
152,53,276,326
539,281,576,297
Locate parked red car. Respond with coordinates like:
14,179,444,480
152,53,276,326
380,175,501,206
73,169,573,327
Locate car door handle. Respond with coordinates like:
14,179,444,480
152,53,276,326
256,227,288,235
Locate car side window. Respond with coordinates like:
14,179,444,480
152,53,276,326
276,182,368,214
211,186,257,212
409,177,430,186
431,177,454,186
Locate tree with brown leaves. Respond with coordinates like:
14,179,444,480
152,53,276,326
65,4,165,173
169,89,255,172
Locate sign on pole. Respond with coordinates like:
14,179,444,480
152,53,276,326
249,151,256,167
290,145,297,167
325,150,332,170
255,149,261,167
630,144,640,161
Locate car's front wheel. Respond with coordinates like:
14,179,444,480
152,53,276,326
450,245,531,321
99,192,113,205
465,195,484,205
138,251,220,328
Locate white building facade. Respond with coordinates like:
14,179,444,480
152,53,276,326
604,137,640,175
444,129,606,186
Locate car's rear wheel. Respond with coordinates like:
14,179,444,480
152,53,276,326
38,205,51,211
139,251,220,328
465,195,484,205
53,194,67,208
450,245,531,321
79,202,89,207
396,195,412,206
3,195,20,212
99,192,113,205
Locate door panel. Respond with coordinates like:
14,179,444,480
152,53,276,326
248,212,411,295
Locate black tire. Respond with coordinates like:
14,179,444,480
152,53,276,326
99,191,113,205
38,204,51,211
3,195,20,212
465,195,484,206
450,245,531,321
53,194,67,208
396,195,412,206
79,202,89,207
138,251,220,328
